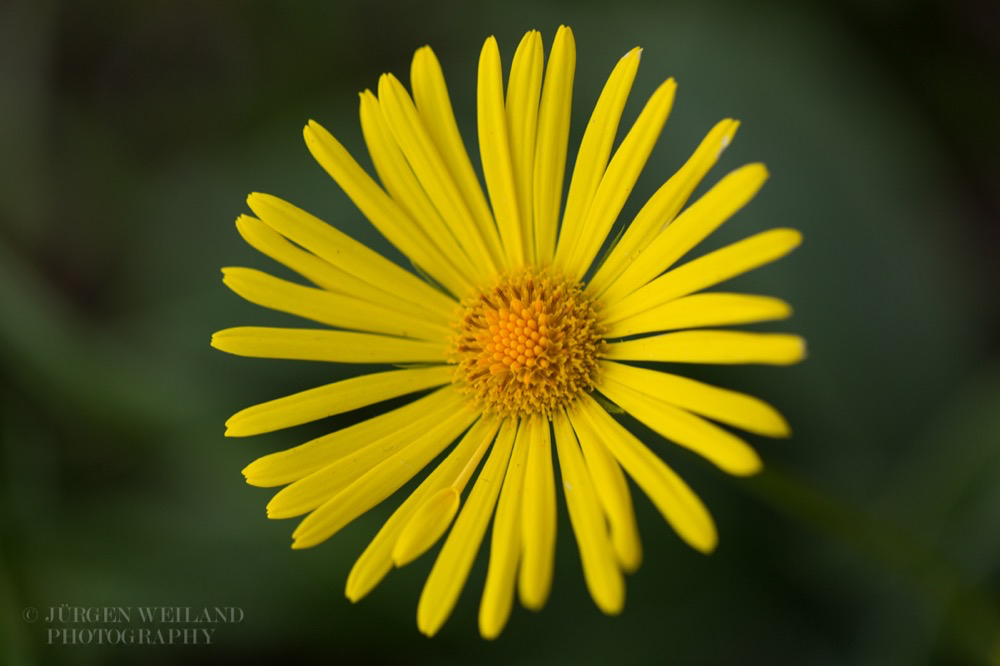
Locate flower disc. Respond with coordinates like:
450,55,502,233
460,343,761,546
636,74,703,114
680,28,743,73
453,268,605,417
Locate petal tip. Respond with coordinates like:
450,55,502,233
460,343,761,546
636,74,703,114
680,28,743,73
621,46,641,61
477,613,505,641
595,592,626,617
769,412,793,438
732,456,763,477
696,535,719,555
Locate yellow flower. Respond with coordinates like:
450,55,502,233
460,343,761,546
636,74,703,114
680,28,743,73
213,26,805,638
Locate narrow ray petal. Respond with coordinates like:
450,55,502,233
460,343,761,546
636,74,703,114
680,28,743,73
602,228,803,323
553,412,624,615
506,30,544,263
236,215,366,296
518,417,556,610
601,361,791,436
265,394,467,519
478,36,525,267
564,78,678,279
303,120,473,297
597,379,762,476
553,46,641,271
532,25,575,264
378,73,498,281
242,388,460,487
604,330,807,366
589,118,741,295
392,418,499,566
393,489,460,567
566,406,643,572
417,418,517,636
605,292,792,338
478,418,527,639
221,267,449,341
346,416,507,602
358,90,481,284
601,163,769,303
576,395,718,552
247,191,457,318
225,365,452,437
291,410,481,549
212,327,446,364
411,46,505,267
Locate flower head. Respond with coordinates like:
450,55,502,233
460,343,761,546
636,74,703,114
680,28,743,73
213,26,805,638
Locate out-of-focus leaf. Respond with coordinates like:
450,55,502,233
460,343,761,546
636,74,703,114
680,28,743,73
0,242,204,434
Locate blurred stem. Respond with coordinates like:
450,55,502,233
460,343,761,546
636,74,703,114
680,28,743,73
745,465,1000,664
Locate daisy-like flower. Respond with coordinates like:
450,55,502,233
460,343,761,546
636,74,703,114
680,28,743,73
213,26,805,638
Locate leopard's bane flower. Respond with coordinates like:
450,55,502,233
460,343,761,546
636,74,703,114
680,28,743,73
213,26,805,638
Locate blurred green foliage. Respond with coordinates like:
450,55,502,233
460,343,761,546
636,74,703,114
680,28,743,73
1,0,998,663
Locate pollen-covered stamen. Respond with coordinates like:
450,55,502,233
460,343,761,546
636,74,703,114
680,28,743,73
452,268,605,417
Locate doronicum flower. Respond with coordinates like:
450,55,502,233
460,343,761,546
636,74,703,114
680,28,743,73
213,26,805,638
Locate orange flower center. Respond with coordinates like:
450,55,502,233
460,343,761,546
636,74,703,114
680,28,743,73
452,268,605,417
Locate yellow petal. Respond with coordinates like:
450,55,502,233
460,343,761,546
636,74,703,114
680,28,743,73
392,489,460,567
602,228,803,324
597,378,762,476
605,292,791,338
303,120,473,298
601,163,769,303
224,365,452,437
505,30,544,263
518,417,555,611
378,73,499,281
532,25,575,265
478,36,524,267
554,46,641,272
392,416,499,566
235,215,362,295
246,191,457,319
601,361,790,437
264,393,467,519
590,118,741,295
410,46,504,266
345,412,501,602
565,78,678,279
221,267,449,341
242,387,459,488
553,412,624,615
211,327,446,364
358,90,480,288
290,409,480,549
567,404,643,573
604,330,807,366
479,418,527,639
417,418,517,637
576,395,718,553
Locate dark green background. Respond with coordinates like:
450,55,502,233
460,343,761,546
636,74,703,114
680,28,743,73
2,0,998,663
